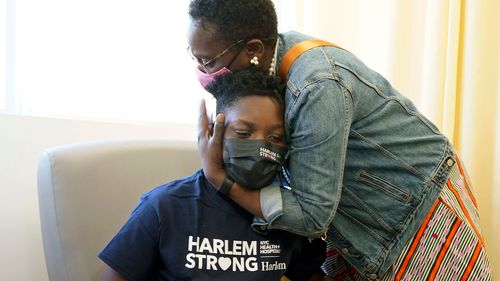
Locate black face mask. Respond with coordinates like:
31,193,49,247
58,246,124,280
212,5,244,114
223,139,288,189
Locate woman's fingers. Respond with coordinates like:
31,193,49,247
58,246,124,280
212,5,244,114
212,114,225,146
197,99,227,187
198,99,209,141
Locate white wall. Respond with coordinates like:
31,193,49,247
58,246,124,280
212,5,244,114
0,113,197,281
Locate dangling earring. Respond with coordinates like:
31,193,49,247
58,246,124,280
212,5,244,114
269,38,279,76
250,56,259,66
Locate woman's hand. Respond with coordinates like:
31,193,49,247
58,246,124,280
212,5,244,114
198,100,227,188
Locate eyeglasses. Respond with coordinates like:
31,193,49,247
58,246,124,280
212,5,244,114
187,39,245,73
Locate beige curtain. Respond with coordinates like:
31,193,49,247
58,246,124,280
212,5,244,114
275,0,499,278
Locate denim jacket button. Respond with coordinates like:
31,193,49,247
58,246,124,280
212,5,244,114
369,273,377,280
447,158,454,167
341,248,349,254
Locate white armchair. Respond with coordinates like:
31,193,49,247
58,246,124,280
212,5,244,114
37,140,200,281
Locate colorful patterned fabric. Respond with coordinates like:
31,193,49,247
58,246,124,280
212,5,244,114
322,156,492,280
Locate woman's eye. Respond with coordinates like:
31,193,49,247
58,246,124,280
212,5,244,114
197,58,207,65
202,60,215,68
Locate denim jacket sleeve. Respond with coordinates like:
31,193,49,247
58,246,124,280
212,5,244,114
254,74,353,238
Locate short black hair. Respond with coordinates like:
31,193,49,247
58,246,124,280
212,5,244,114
189,0,278,45
206,68,284,114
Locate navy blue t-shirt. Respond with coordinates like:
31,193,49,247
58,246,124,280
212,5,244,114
99,170,324,281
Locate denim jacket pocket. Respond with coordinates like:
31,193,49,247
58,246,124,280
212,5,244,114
336,170,416,242
357,170,411,203
340,187,397,240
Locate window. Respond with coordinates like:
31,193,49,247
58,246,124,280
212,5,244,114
6,0,213,124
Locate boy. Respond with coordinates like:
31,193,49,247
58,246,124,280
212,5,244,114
99,69,325,281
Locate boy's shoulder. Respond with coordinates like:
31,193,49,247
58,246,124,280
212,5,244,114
141,169,205,203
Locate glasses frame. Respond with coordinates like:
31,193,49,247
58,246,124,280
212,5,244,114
188,39,245,73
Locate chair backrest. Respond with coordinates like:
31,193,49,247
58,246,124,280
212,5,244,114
37,140,200,281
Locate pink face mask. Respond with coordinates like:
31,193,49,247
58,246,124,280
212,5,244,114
195,66,232,89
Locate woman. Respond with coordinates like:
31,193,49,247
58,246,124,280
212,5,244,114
189,0,492,280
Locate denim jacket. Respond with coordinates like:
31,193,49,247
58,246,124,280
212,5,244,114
253,31,455,279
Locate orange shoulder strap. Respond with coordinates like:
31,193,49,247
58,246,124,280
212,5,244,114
278,39,341,81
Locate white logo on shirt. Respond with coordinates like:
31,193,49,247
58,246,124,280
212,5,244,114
184,236,286,272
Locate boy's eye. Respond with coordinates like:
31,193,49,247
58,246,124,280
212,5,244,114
235,130,251,138
269,134,284,142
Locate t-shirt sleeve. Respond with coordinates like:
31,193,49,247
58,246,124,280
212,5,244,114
98,197,161,281
284,237,326,281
